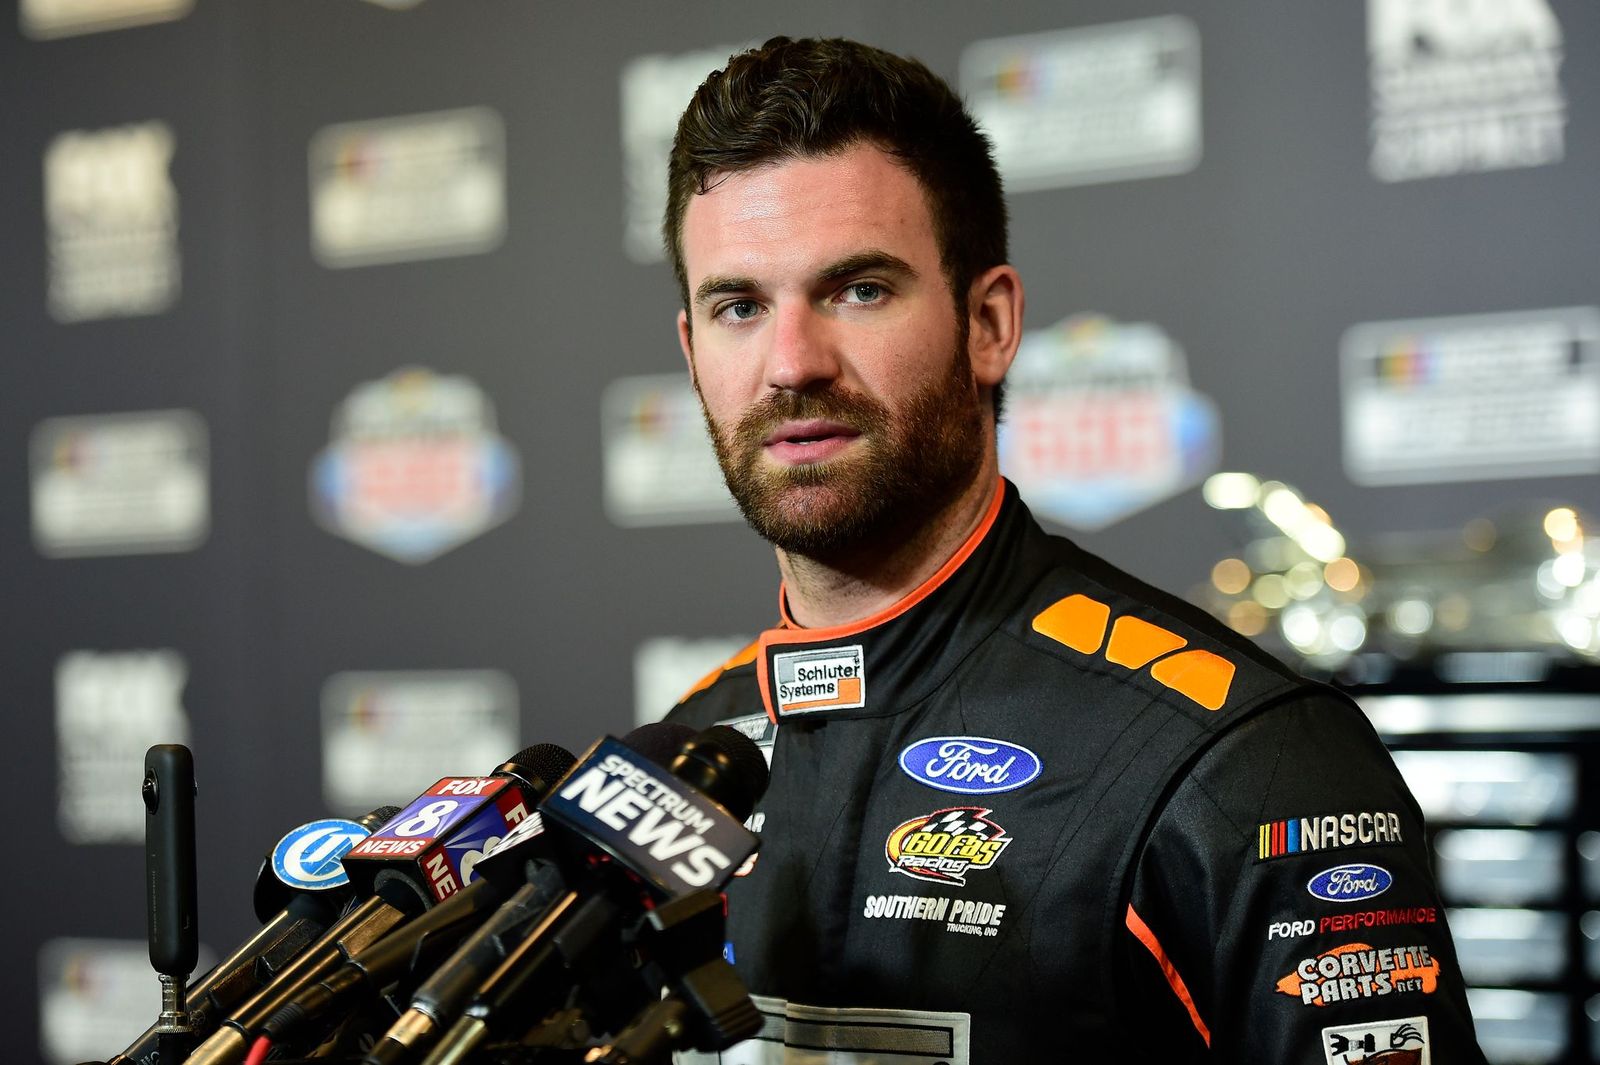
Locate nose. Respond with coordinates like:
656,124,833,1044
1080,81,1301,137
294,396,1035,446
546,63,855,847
765,302,842,393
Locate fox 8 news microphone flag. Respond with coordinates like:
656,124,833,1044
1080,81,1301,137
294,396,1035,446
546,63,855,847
105,723,767,1065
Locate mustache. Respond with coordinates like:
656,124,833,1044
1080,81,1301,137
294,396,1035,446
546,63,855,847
732,386,889,446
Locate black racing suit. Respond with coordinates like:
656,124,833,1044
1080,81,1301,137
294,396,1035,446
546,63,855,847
668,479,1486,1063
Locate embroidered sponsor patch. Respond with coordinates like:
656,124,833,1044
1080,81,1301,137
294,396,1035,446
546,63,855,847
1320,906,1437,936
885,807,1011,887
1308,863,1393,903
1267,919,1316,940
898,736,1041,795
1322,1015,1430,1065
1257,810,1403,861
772,645,866,716
1276,943,1439,1007
862,893,1009,938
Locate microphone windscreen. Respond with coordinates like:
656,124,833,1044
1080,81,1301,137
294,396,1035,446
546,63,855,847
672,725,770,821
622,721,698,768
499,744,578,797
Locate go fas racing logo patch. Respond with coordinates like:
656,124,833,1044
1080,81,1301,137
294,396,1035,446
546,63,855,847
885,806,1012,886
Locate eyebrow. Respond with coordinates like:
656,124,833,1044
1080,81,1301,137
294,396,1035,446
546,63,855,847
691,250,918,307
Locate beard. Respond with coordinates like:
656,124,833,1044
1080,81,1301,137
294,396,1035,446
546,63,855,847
696,336,987,559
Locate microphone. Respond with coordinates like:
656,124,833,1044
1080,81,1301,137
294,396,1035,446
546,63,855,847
417,725,769,1065
144,745,199,1064
362,724,694,1065
254,746,577,1049
186,745,569,1065
108,805,399,1065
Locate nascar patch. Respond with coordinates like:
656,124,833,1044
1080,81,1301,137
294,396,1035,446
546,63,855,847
1257,810,1402,861
885,806,1011,887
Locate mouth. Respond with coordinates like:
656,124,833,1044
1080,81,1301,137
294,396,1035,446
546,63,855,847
762,420,861,463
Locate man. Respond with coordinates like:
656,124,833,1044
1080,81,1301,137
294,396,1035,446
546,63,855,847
664,36,1484,1063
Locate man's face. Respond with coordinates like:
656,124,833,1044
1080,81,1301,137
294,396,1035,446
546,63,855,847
676,142,987,557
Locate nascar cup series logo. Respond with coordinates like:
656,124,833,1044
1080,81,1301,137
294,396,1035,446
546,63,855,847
885,806,1012,886
772,645,866,717
310,368,521,563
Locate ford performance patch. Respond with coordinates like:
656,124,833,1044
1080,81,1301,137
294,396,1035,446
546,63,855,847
898,737,1041,795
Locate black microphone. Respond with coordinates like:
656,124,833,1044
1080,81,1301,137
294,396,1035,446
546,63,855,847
186,745,568,1065
362,725,692,1065
144,745,199,1064
417,724,769,1065
255,745,577,1049
108,805,399,1065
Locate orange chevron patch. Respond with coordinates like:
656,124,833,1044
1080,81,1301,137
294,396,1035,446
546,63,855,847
1106,616,1187,668
1031,594,1110,653
1032,594,1235,711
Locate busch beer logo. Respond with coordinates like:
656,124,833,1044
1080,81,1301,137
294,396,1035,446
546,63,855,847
885,807,1012,886
1277,943,1440,1007
773,645,866,716
1323,1015,1430,1065
899,736,1042,795
1308,863,1393,903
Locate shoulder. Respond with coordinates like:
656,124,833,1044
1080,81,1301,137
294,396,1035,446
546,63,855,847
665,638,764,732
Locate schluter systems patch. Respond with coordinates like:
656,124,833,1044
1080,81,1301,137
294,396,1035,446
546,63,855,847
772,645,865,717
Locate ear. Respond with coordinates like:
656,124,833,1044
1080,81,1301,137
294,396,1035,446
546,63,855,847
677,308,695,377
966,264,1023,395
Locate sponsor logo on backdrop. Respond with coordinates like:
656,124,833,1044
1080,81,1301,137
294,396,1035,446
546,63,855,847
1277,943,1440,1007
321,670,519,813
898,737,1041,795
1308,863,1393,903
1342,307,1600,485
863,894,1009,938
634,636,755,728
310,367,521,562
30,409,208,557
270,818,369,891
601,374,740,527
998,313,1220,529
20,0,190,39
1368,0,1565,182
772,645,865,717
619,43,748,263
39,939,215,1064
56,650,188,844
1323,1015,1430,1065
309,107,505,267
885,807,1012,887
1258,810,1403,861
960,16,1201,193
44,121,179,322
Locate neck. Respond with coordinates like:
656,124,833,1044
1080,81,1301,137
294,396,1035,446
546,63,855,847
776,459,1000,629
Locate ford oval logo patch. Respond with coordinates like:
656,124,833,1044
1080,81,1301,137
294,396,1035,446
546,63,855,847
1307,863,1393,903
898,737,1042,795
271,818,370,891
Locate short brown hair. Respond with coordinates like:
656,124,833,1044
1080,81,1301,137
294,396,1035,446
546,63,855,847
664,36,1009,316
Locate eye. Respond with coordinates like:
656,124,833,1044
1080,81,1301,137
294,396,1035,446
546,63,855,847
716,299,762,322
841,281,884,304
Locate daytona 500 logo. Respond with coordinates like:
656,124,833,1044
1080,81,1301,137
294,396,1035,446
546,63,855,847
885,806,1011,886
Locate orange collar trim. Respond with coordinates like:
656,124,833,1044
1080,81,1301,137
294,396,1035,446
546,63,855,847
756,477,1006,723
